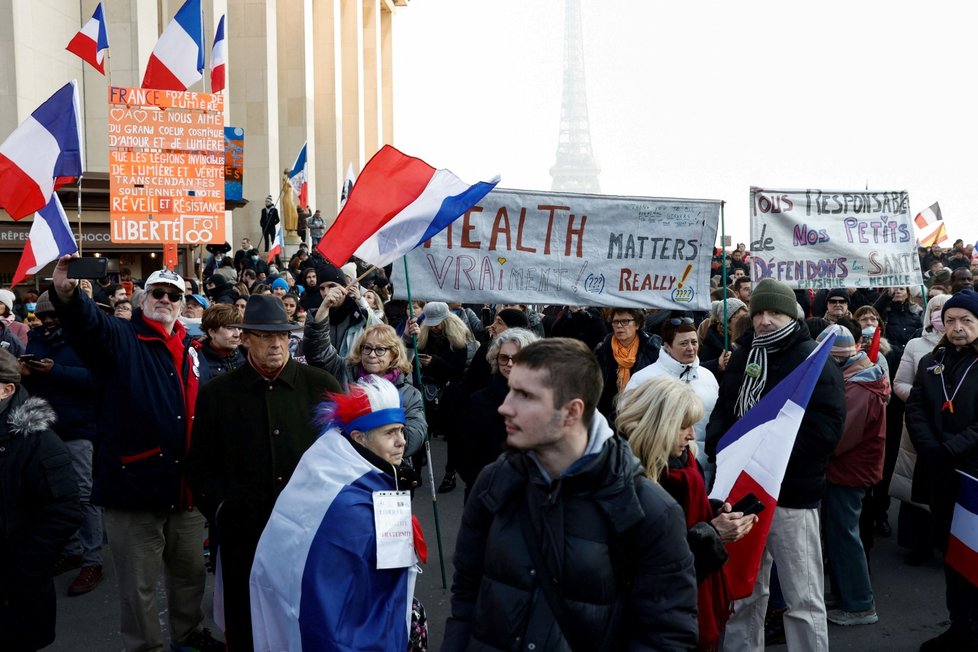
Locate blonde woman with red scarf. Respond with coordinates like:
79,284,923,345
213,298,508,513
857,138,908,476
618,375,757,651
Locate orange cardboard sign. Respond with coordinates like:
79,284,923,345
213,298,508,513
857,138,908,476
108,88,225,245
108,86,224,112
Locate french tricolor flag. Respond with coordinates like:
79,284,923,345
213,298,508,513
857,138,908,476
266,222,283,264
709,333,835,598
0,80,83,220
210,15,226,93
318,145,499,268
289,142,308,209
947,471,978,588
65,2,110,75
11,194,78,286
141,0,204,92
250,428,418,651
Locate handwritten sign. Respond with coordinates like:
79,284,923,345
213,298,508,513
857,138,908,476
393,188,720,310
108,86,226,244
749,188,923,290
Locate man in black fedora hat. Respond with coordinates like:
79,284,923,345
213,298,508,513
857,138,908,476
186,295,341,651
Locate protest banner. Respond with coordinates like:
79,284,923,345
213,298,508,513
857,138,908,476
392,188,720,310
108,86,225,245
749,187,923,290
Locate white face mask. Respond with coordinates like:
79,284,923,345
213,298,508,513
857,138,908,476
931,310,946,333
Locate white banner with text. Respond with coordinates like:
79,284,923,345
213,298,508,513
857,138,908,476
393,188,720,310
749,187,923,290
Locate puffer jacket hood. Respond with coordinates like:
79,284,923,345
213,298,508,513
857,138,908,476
2,389,56,438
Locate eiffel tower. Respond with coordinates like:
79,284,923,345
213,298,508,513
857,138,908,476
550,0,601,193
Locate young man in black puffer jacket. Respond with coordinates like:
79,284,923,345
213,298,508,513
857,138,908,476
443,338,697,652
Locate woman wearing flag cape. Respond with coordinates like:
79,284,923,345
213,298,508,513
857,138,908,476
249,376,427,652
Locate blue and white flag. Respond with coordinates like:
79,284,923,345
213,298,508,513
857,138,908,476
709,332,835,598
250,428,418,652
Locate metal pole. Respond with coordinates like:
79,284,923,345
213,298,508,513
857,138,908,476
76,175,84,255
403,255,448,589
721,201,729,351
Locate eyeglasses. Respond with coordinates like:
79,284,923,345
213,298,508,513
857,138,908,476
668,317,695,326
610,319,635,327
361,345,391,357
496,354,517,366
115,306,132,312
149,287,183,302
827,299,848,305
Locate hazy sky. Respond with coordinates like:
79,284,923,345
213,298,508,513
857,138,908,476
393,0,978,247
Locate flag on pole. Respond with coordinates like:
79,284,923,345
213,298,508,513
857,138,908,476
66,2,109,75
709,333,836,598
141,0,204,91
0,81,83,220
11,194,78,286
919,222,949,248
914,202,942,229
318,145,499,268
210,15,226,93
289,142,308,209
340,162,355,207
250,426,418,652
947,471,978,588
267,222,283,264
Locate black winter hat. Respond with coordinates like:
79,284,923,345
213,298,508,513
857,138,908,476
943,289,978,321
316,262,346,287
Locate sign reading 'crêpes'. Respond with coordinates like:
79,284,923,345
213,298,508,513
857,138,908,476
108,86,225,244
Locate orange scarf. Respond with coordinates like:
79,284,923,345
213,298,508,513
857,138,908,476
611,335,639,392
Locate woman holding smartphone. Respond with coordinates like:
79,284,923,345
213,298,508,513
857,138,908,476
617,376,757,651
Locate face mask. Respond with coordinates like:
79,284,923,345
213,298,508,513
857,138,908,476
25,303,36,312
930,310,945,333
251,255,259,262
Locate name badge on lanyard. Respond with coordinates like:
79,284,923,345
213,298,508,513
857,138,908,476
373,490,414,569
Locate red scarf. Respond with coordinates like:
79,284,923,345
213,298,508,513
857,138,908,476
661,453,733,651
139,317,198,508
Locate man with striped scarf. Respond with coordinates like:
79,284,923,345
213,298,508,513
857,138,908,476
707,278,847,652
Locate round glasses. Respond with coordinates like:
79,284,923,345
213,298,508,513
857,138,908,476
361,345,391,357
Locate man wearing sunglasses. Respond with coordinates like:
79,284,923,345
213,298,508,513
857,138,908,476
50,258,225,652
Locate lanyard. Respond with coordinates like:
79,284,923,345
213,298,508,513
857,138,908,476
941,356,978,413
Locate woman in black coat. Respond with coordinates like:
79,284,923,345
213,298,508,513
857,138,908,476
593,308,661,423
0,378,81,652
457,328,539,500
405,303,474,493
874,287,923,363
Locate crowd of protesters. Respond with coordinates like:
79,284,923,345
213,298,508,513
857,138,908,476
2,234,978,651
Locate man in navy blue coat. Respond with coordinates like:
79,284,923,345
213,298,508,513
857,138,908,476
51,258,223,652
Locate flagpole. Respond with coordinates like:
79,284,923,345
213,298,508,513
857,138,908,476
105,46,114,89
721,201,729,351
76,175,84,255
403,255,448,589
